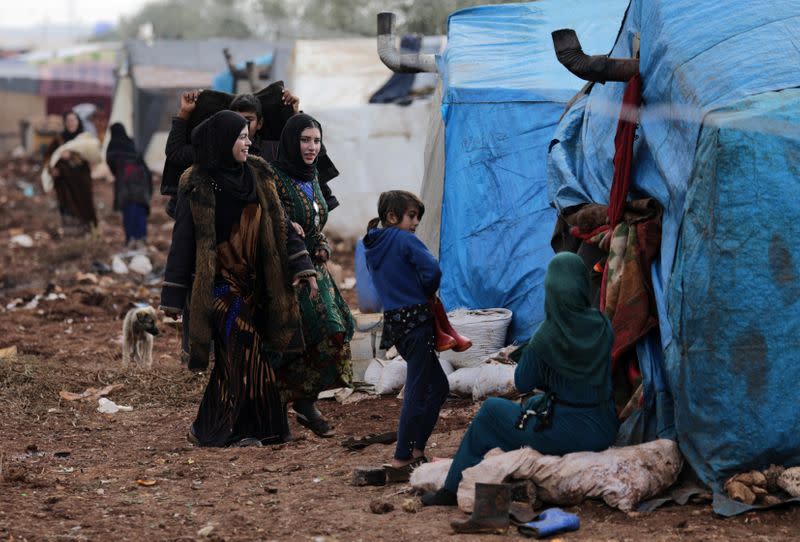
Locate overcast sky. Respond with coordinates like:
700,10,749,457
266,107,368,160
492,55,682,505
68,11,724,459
0,0,148,28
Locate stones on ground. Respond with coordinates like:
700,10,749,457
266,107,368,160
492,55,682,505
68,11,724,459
764,464,785,493
401,498,418,513
369,499,394,514
112,255,128,274
724,479,756,505
128,254,153,275
725,466,797,505
197,524,215,537
10,234,33,247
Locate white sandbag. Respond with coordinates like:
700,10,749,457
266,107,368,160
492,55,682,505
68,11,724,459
374,358,407,395
457,439,683,513
447,366,482,397
410,459,453,492
439,357,455,376
778,467,800,497
439,308,512,368
471,363,517,401
363,359,386,387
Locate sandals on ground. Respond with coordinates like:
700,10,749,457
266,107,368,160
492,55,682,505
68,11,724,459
341,431,397,451
384,456,427,483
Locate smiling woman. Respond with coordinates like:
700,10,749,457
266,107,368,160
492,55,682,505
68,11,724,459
232,125,251,163
160,109,318,448
268,113,355,438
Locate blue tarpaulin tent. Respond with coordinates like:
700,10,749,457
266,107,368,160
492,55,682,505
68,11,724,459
548,0,800,508
437,0,629,342
212,53,274,93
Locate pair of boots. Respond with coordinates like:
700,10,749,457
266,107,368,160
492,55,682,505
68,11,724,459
450,483,581,538
430,297,472,353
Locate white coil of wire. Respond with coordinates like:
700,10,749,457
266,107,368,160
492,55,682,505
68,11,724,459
439,308,513,368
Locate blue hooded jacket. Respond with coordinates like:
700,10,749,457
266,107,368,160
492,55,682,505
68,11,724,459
363,227,441,311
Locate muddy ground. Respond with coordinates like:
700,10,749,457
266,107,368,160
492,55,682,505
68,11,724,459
1,156,798,541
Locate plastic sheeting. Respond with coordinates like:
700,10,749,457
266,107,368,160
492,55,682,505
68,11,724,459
437,1,629,342
547,0,800,491
312,103,429,237
669,89,800,492
211,53,274,93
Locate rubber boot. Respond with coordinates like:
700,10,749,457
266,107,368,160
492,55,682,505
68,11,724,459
450,483,511,534
517,507,580,538
432,306,457,352
431,297,472,352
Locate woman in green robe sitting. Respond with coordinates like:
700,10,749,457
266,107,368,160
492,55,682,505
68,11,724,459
269,114,355,438
422,252,619,506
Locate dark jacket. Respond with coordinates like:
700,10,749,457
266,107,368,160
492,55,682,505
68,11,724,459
160,155,315,370
363,227,441,311
161,116,195,217
107,151,152,211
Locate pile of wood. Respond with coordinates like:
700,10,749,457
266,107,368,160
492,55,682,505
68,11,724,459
724,465,800,505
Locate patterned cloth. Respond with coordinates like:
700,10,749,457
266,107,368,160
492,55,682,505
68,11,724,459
192,203,289,446
272,167,354,400
380,302,434,350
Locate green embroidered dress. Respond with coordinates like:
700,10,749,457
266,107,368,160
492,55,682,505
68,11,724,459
272,166,354,400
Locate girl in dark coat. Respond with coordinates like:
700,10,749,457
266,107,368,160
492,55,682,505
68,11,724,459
106,123,152,246
160,110,318,447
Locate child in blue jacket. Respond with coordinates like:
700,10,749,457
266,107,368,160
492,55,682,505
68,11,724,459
363,190,449,481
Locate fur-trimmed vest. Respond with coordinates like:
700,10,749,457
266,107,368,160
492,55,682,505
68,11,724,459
162,156,313,370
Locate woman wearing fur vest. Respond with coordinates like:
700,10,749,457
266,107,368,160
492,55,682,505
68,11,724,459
160,110,318,447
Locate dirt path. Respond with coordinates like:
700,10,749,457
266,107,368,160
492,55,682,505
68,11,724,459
1,156,798,541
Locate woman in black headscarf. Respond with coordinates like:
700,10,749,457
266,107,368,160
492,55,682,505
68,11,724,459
160,110,318,447
44,110,97,234
268,114,355,438
106,123,152,247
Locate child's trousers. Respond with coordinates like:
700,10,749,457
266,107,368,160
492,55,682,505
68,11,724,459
393,322,449,460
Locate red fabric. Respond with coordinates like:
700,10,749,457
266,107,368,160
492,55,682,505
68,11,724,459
606,74,643,229
569,224,609,241
603,74,644,386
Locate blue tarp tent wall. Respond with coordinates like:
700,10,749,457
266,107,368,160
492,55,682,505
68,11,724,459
212,53,274,93
548,0,800,500
437,0,629,342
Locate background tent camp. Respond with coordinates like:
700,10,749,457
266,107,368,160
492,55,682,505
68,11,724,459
108,39,284,167
296,37,444,237
547,0,800,512
417,0,629,342
0,43,118,154
111,37,440,238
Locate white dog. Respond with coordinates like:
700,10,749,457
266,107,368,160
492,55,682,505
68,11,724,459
122,305,160,368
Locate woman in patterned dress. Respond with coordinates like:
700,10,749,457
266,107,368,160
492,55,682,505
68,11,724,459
268,113,355,437
160,110,318,447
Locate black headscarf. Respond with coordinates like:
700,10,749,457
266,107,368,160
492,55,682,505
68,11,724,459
106,123,137,156
61,111,84,143
191,110,254,201
272,113,321,182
